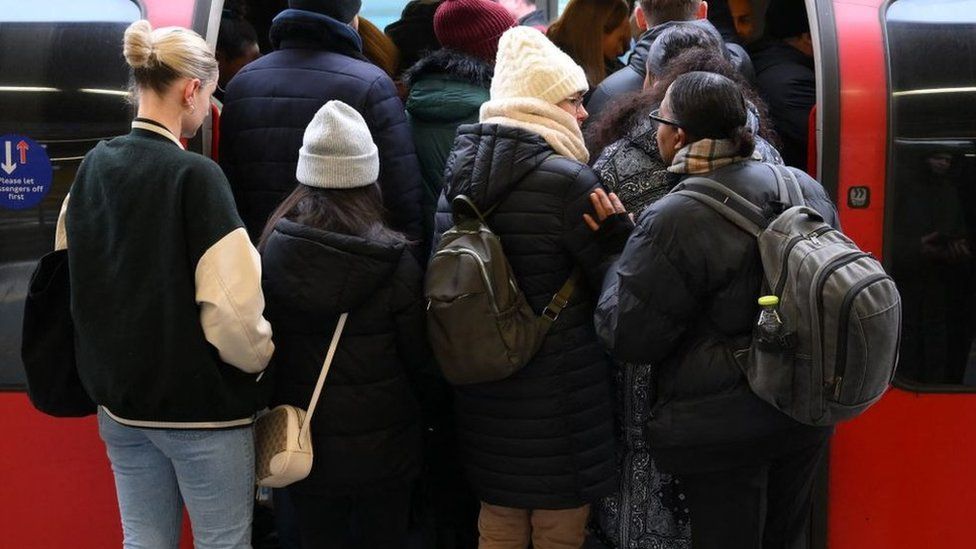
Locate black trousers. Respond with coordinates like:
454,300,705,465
289,486,412,549
679,433,830,549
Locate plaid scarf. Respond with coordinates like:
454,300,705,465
667,138,762,174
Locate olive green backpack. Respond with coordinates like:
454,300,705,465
425,195,579,385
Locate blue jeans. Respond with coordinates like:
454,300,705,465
97,408,255,549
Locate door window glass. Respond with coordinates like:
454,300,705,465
0,0,139,388
885,0,976,387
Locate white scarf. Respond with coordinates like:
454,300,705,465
480,97,589,163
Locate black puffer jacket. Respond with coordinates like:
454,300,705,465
262,219,427,495
220,10,425,252
433,124,618,509
595,160,839,474
585,19,754,123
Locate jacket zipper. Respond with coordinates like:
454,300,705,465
831,273,892,400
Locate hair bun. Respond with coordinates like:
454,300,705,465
124,20,156,69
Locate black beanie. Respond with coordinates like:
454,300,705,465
288,0,362,23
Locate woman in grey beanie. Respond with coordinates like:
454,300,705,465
258,101,430,549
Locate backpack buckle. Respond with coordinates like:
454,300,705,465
542,306,560,321
542,295,569,322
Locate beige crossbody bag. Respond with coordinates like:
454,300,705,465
254,313,347,488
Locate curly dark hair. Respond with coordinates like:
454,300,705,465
585,46,779,160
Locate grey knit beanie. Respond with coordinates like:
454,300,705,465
296,101,379,189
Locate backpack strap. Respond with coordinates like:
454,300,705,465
452,195,488,224
673,176,767,238
768,163,806,207
541,267,581,324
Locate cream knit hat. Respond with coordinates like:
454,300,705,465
296,101,379,189
490,26,588,105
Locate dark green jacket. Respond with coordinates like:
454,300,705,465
404,49,492,240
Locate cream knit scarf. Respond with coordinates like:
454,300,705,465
480,97,590,164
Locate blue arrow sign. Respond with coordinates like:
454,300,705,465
0,134,53,211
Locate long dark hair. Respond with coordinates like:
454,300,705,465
585,46,778,158
667,71,755,157
257,184,407,252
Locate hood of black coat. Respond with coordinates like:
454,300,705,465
262,219,404,319
441,124,554,212
628,19,726,77
403,48,493,90
385,1,441,69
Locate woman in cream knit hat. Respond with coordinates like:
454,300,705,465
431,26,630,549
259,101,428,549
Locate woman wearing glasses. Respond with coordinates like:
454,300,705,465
594,71,838,549
584,28,783,549
586,24,782,216
432,26,629,547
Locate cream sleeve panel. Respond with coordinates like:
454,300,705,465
195,227,274,374
54,193,70,251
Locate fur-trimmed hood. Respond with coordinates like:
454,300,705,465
403,48,493,89
405,49,493,124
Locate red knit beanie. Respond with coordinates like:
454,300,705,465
434,0,516,63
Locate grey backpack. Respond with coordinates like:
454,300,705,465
673,164,901,426
425,195,579,385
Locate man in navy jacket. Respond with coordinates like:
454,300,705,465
220,0,426,252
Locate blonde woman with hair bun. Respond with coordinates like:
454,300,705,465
55,19,273,549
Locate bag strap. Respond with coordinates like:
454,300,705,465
299,312,348,442
673,176,767,238
541,267,581,324
768,163,805,207
452,195,488,224
452,155,557,225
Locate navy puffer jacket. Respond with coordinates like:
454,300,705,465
262,219,428,495
595,160,838,474
220,10,425,253
433,124,618,510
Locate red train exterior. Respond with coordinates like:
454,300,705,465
1,1,974,547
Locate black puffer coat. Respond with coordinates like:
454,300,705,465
433,124,618,510
595,160,839,474
220,10,425,251
262,219,427,495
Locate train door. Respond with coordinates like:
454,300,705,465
0,1,225,547
811,0,976,546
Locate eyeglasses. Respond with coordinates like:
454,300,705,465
564,94,586,112
649,108,682,128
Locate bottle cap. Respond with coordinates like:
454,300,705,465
758,295,779,308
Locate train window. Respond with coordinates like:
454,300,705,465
0,0,138,389
884,0,976,389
